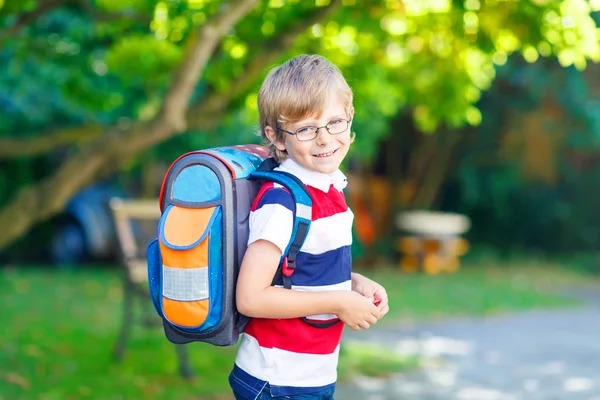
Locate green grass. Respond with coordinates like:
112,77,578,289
0,267,236,400
359,259,593,323
338,342,419,379
0,260,595,399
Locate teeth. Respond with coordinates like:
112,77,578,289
315,150,335,158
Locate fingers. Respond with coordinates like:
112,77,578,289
346,314,378,331
357,319,373,330
376,300,388,314
371,306,382,320
373,287,389,314
342,291,387,330
357,321,369,330
374,287,388,302
352,311,379,330
367,314,378,325
378,304,389,319
348,321,367,331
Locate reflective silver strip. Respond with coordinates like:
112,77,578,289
162,265,209,301
296,204,312,220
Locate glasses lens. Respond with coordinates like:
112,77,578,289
327,119,349,135
296,127,318,141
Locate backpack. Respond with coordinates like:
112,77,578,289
146,144,313,346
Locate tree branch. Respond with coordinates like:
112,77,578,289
0,0,151,47
123,0,260,151
0,0,344,252
410,130,464,209
0,0,258,250
2,0,68,37
0,0,341,158
187,0,343,129
74,0,150,24
0,126,103,159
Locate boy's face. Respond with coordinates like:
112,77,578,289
267,93,354,175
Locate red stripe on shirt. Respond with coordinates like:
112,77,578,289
243,317,344,355
250,182,276,212
307,185,348,220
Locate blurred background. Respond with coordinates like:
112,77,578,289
2,0,600,399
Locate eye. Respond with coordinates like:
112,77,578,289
328,119,344,126
296,126,314,134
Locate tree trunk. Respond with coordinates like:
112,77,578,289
0,0,258,251
409,130,464,210
0,0,342,251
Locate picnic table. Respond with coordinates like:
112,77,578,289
396,211,471,274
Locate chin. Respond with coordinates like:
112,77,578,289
314,164,340,175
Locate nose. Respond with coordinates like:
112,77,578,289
315,127,331,146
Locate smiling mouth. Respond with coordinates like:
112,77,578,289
313,149,339,158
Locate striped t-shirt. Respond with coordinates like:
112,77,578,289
229,158,354,399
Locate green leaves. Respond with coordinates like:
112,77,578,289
105,35,182,84
182,0,600,158
95,0,149,12
2,0,599,163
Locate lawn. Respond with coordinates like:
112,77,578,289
366,258,591,323
0,259,595,400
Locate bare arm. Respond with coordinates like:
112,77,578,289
236,239,343,318
236,239,381,330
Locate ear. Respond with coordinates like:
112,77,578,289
265,125,286,152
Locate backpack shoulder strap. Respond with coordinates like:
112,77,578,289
249,159,312,286
250,159,341,329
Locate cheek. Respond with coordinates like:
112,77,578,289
281,136,297,152
337,133,352,146
285,140,312,158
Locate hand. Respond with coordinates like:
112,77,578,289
334,291,382,331
351,273,390,320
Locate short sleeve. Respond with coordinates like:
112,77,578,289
247,187,294,255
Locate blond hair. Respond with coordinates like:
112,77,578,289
257,54,354,161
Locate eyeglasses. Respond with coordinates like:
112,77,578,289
278,118,352,142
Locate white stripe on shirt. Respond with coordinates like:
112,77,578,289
235,333,339,387
301,209,354,255
248,203,293,255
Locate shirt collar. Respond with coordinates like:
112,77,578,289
276,157,348,192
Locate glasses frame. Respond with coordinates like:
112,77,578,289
278,118,352,142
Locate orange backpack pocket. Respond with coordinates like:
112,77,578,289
158,204,221,329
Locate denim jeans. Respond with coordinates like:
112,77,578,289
233,384,335,400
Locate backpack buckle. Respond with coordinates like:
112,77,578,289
281,257,296,277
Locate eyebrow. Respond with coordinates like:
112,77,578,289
297,115,347,126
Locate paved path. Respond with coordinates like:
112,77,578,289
337,291,600,400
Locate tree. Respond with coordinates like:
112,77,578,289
0,0,598,250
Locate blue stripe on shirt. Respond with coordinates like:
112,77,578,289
272,246,352,287
254,188,294,213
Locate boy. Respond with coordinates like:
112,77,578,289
229,54,389,400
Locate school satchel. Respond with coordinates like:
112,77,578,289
146,144,314,346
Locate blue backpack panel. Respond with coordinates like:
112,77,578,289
146,145,312,346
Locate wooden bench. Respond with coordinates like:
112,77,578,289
109,197,194,378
